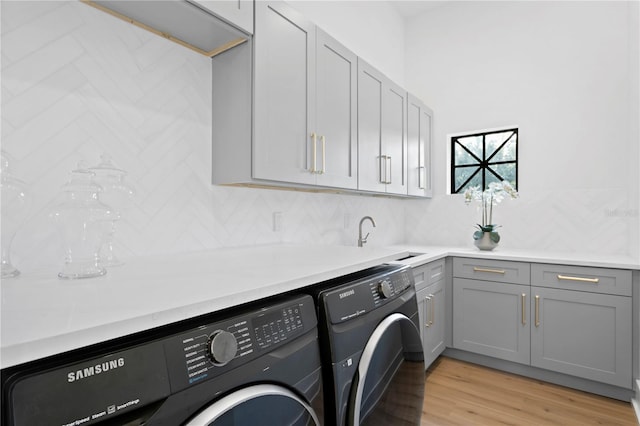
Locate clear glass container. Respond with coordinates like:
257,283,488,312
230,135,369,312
51,165,115,279
1,151,29,279
88,154,135,267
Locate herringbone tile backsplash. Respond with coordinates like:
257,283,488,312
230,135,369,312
1,1,635,276
1,1,406,274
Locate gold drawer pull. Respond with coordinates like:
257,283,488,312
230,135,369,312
535,295,540,327
473,267,506,274
557,274,599,284
521,293,526,326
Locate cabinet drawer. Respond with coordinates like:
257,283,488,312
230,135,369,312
453,257,530,285
413,259,446,291
531,264,632,296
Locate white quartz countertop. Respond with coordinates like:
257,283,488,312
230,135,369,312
388,245,640,270
0,244,407,369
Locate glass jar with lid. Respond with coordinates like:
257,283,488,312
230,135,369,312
51,165,115,279
88,154,135,267
1,151,29,279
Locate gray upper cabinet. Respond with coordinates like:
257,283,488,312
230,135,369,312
190,0,254,34
357,59,407,195
253,2,316,186
407,95,433,197
252,2,357,189
212,1,430,196
314,29,358,189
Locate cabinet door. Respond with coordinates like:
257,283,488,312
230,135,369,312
531,287,632,388
315,29,357,189
357,59,385,193
253,2,316,185
424,280,446,368
382,80,406,195
453,278,530,364
407,95,432,197
190,0,254,34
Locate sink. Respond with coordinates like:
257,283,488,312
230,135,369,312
396,252,426,261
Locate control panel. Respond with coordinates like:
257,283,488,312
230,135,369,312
369,268,413,307
163,295,315,392
323,265,415,324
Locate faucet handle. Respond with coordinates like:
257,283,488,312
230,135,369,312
362,232,370,243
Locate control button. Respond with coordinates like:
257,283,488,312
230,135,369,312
377,280,393,299
208,330,238,366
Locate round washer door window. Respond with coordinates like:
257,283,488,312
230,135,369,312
185,384,320,426
349,313,425,426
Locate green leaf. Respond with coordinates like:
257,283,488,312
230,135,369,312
489,232,501,243
473,230,484,240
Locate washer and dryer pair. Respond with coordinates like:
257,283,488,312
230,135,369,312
2,265,424,425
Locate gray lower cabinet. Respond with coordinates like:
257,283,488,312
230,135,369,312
417,280,446,368
414,260,446,368
451,257,633,390
453,278,531,365
530,286,632,388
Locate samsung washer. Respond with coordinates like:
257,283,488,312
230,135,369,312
1,294,323,426
310,264,425,426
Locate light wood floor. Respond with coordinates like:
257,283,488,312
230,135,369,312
422,357,638,425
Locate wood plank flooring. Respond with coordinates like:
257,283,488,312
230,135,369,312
422,357,637,425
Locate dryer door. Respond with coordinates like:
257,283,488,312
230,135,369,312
349,313,425,426
184,384,321,426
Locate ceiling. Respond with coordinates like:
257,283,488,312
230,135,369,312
390,1,447,19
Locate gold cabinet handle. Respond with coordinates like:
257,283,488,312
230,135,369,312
535,295,540,327
473,267,506,274
425,295,431,328
380,155,387,184
521,293,526,325
429,293,435,326
418,166,425,189
310,133,317,173
557,274,599,284
386,155,391,185
320,135,326,175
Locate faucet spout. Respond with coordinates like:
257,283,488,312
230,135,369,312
358,216,376,247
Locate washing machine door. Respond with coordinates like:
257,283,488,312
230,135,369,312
184,384,320,426
349,313,425,426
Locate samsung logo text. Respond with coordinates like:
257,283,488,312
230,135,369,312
67,358,125,383
339,289,355,299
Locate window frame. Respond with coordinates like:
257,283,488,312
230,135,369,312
450,127,519,194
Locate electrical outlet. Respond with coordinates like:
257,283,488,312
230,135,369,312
273,212,283,232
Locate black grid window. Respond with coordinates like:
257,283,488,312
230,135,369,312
451,128,518,193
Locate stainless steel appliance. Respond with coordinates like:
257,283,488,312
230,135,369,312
2,294,323,425
310,264,425,425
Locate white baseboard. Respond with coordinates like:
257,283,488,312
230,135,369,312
633,380,640,425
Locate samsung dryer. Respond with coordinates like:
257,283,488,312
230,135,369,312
311,264,425,426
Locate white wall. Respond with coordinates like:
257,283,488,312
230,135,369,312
0,1,407,276
291,0,405,85
404,1,640,257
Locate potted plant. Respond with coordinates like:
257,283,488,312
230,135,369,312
464,181,518,250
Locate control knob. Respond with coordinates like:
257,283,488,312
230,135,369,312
377,279,393,299
208,330,238,366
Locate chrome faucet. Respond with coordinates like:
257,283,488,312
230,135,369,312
358,216,376,247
